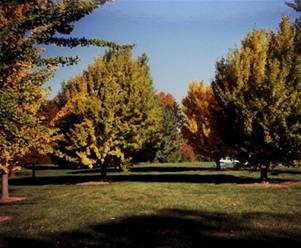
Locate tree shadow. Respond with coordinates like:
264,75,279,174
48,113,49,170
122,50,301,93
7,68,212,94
9,175,101,186
129,166,218,173
1,209,300,248
271,169,301,176
68,167,120,175
68,166,227,175
24,165,62,170
110,173,259,184
8,173,265,186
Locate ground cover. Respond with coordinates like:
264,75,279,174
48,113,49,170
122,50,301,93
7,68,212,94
0,162,300,248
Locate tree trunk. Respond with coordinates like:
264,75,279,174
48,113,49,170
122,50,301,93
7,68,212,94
215,159,221,171
1,173,9,202
32,164,36,179
9,170,16,179
100,165,107,181
260,166,268,183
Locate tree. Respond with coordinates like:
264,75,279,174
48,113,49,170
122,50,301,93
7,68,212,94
212,17,301,181
179,138,198,162
158,91,184,128
53,49,163,179
21,99,60,178
158,92,177,108
182,81,227,170
155,92,181,163
286,0,301,11
0,0,125,201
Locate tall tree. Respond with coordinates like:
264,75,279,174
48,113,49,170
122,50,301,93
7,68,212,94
53,49,163,179
212,17,301,181
0,0,125,201
155,92,181,163
182,81,228,170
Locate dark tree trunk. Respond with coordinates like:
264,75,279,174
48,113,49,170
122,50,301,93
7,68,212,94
260,166,268,183
32,164,36,179
215,159,221,171
1,173,9,202
100,165,107,181
9,170,16,178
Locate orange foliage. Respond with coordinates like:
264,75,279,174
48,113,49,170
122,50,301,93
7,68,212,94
157,91,177,107
179,139,197,162
0,2,30,26
182,81,226,163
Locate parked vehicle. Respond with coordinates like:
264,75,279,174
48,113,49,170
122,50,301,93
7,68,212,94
219,158,239,168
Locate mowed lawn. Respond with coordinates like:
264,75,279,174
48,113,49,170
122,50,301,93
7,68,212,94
0,162,301,248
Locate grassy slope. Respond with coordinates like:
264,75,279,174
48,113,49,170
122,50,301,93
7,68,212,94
0,162,301,248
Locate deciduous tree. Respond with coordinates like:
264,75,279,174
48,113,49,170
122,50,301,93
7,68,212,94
54,49,163,179
212,17,301,181
182,81,227,170
0,0,124,201
155,92,181,163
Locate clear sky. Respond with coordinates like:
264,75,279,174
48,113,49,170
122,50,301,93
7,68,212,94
45,0,298,102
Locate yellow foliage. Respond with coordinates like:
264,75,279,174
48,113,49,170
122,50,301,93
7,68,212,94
0,149,10,174
54,50,163,169
182,81,226,162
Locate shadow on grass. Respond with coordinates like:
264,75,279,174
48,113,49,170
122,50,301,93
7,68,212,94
129,166,218,173
24,165,62,170
271,169,301,176
110,173,259,184
68,166,225,175
68,167,121,175
9,173,262,186
1,209,300,248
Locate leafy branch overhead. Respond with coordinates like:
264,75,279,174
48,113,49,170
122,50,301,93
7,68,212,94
0,0,132,84
286,0,301,11
0,0,128,200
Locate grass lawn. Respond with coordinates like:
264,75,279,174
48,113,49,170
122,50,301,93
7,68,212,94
0,162,301,248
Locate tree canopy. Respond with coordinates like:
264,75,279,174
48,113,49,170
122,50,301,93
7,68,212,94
155,92,181,163
53,49,163,178
212,17,301,180
0,0,125,200
182,81,228,169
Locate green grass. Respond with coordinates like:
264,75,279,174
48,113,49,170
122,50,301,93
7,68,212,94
1,162,301,248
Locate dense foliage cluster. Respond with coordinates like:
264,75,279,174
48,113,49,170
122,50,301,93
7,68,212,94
154,92,182,163
53,50,163,178
182,15,301,180
212,17,301,180
182,82,231,169
0,0,125,200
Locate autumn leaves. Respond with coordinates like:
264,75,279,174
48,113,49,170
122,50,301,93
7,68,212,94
182,17,301,181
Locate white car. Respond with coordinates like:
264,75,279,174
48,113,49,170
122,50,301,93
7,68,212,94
220,158,239,167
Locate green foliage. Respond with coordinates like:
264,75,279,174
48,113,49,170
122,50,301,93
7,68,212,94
0,0,125,200
0,1,128,83
151,92,182,163
155,105,181,163
54,49,163,176
212,17,301,177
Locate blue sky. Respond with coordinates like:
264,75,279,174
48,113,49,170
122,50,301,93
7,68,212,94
45,0,298,102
